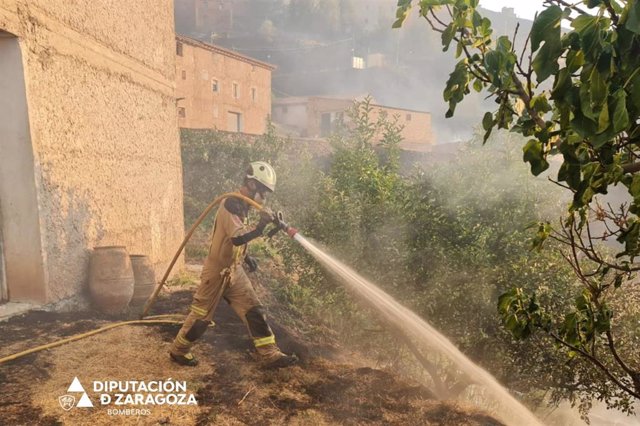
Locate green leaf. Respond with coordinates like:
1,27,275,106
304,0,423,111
597,101,610,134
523,139,550,176
473,78,483,92
616,219,640,259
589,67,608,107
626,0,640,34
393,0,413,28
571,15,601,59
531,95,552,114
532,39,562,83
572,14,598,34
443,61,470,118
531,5,563,51
558,161,581,189
498,290,516,314
482,111,493,130
614,274,624,288
531,222,552,251
442,23,456,51
612,89,630,132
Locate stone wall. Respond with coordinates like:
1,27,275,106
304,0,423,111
0,1,184,304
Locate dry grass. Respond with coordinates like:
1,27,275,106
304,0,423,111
1,268,504,426
31,326,214,426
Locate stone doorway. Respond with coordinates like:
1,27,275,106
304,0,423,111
0,29,47,304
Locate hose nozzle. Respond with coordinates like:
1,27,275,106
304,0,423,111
266,211,298,239
286,226,298,238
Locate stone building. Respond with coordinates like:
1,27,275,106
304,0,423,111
175,35,275,134
272,96,436,152
0,1,184,306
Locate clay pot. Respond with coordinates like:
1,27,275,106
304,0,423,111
89,246,134,315
129,255,156,307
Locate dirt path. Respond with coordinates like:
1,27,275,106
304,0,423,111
0,289,502,425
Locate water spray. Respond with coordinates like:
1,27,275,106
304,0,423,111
290,233,544,426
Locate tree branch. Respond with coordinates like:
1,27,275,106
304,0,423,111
602,0,619,26
512,73,546,129
545,0,589,15
622,162,640,174
605,330,637,378
548,332,640,399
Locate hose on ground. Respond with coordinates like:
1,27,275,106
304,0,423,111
0,318,184,365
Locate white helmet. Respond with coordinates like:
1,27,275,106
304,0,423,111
246,161,276,192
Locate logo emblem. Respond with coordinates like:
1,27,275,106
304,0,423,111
58,395,75,411
59,377,93,410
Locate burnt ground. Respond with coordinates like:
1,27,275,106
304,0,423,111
0,285,503,426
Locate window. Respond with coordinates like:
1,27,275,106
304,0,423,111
176,41,183,56
251,87,257,102
178,107,186,118
181,70,186,80
406,113,412,121
320,113,331,137
213,105,219,118
228,111,242,132
232,82,239,99
212,79,218,92
352,56,365,69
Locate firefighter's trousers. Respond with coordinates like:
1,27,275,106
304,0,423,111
170,266,280,356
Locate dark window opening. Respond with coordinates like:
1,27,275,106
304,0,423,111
228,111,242,132
320,113,331,137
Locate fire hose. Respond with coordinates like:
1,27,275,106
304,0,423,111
0,192,297,365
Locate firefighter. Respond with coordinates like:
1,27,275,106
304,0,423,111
169,161,298,369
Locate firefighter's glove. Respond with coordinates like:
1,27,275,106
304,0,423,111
244,255,258,273
257,208,274,232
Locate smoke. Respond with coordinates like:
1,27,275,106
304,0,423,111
175,0,536,144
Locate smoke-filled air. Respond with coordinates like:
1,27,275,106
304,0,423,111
1,1,639,426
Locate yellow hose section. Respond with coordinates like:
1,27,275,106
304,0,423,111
142,192,263,318
0,318,184,365
0,192,259,366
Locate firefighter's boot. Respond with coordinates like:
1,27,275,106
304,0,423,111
256,343,298,369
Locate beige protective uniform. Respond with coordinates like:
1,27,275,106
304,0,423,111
170,198,281,359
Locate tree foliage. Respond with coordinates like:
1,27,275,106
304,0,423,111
394,0,640,412
271,102,594,414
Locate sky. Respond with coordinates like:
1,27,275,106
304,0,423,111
478,0,546,20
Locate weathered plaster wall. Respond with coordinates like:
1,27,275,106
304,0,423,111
0,1,184,303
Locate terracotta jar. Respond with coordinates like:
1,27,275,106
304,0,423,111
88,246,134,314
129,254,156,307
